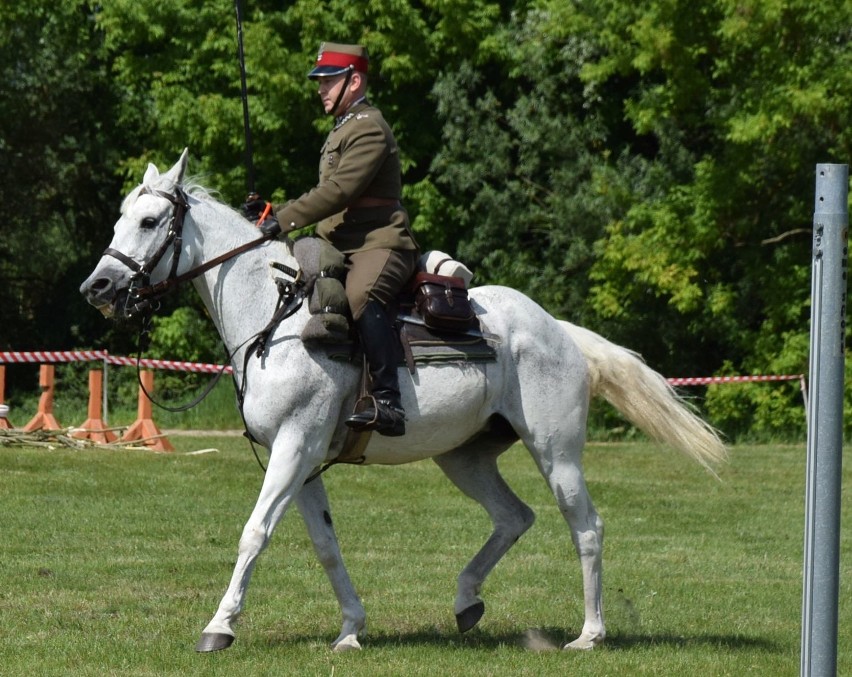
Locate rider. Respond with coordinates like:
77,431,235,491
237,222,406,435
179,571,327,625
245,42,419,437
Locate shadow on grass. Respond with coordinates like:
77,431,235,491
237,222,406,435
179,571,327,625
603,631,779,652
261,626,780,654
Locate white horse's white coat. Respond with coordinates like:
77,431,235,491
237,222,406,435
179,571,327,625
80,151,726,652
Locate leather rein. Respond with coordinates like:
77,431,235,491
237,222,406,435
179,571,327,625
102,186,355,477
101,186,304,430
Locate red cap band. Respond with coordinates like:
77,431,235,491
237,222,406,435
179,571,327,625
316,50,368,73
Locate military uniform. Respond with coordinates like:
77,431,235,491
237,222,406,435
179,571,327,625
273,99,419,320
257,42,415,436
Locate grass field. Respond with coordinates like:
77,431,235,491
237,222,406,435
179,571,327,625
0,437,848,676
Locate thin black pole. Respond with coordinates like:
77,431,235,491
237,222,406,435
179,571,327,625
234,0,256,197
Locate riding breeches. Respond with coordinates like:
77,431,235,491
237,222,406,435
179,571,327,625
344,248,419,320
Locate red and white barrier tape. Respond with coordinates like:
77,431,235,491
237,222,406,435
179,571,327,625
667,374,804,386
0,351,233,374
103,355,233,374
0,350,107,363
0,350,801,386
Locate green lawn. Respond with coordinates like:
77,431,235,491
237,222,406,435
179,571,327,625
0,438,848,676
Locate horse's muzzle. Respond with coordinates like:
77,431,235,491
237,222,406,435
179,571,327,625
79,275,130,319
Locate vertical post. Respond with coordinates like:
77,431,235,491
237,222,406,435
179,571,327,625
71,370,117,443
22,364,61,431
121,370,174,452
102,354,109,426
801,163,848,677
0,365,11,429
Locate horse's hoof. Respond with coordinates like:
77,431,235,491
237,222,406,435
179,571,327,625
456,601,485,633
332,635,362,652
563,633,603,650
195,632,235,652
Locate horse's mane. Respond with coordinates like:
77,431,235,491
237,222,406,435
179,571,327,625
120,172,225,215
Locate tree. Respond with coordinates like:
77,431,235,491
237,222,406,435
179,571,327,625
578,0,851,436
0,3,136,354
3,0,849,438
426,4,611,322
427,0,851,437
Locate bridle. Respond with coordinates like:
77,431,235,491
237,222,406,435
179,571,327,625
103,186,278,317
101,185,305,436
102,184,306,357
103,186,192,316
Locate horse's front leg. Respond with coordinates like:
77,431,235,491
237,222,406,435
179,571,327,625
195,433,319,652
296,476,366,651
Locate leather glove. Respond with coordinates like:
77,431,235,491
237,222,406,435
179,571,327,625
241,197,267,223
259,213,282,238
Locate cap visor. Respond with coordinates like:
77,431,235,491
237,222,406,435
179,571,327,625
308,65,350,80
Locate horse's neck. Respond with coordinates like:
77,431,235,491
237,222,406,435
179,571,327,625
186,199,303,361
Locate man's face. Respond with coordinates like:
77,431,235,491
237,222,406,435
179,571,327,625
317,72,361,115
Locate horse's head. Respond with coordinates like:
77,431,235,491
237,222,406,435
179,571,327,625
80,149,196,318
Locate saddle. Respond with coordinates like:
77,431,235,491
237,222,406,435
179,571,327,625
285,238,497,470
289,237,497,371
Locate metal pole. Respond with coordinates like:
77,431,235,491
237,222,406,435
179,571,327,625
801,163,848,677
234,0,256,197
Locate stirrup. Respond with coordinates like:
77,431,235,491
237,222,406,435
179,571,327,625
345,395,406,437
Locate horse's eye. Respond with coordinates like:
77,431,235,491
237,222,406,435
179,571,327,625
140,217,157,229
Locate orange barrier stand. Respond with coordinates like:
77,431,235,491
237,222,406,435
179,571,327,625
72,370,117,444
121,370,174,452
23,365,61,431
0,365,12,429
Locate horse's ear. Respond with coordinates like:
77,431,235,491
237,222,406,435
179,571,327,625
142,162,160,186
163,148,190,186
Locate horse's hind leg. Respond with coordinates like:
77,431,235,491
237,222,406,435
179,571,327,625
433,432,535,633
509,336,605,649
534,450,605,650
295,476,366,652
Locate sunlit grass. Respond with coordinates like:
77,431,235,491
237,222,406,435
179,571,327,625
0,439,848,675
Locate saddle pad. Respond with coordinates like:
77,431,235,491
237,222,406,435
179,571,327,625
321,317,497,369
398,321,496,371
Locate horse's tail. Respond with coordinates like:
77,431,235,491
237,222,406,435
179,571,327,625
559,320,728,474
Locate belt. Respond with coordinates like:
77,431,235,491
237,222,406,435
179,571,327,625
347,197,400,210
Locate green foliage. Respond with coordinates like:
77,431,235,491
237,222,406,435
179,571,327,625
578,0,850,436
428,10,609,319
148,306,221,364
4,0,851,438
0,2,127,354
142,304,227,402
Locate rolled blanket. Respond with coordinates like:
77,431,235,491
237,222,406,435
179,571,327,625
292,237,352,345
419,250,474,287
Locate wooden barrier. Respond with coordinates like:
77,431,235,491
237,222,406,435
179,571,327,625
121,370,174,452
22,365,61,431
72,370,117,444
0,365,11,429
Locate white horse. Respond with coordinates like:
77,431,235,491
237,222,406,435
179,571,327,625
80,150,726,653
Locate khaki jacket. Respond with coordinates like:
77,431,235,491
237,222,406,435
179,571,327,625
274,100,418,254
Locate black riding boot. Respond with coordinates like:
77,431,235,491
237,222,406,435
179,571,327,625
345,300,406,436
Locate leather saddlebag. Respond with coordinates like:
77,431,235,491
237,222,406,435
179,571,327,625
413,272,476,331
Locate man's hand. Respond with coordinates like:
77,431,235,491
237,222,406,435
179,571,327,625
241,197,268,223
259,214,282,238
